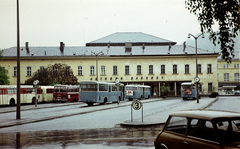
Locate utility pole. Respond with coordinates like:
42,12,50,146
188,33,204,103
16,0,21,119
91,51,104,81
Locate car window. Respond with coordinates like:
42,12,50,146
166,116,187,135
188,119,218,142
216,119,240,144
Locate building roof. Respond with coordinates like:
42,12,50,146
2,32,219,58
86,32,177,46
2,45,217,58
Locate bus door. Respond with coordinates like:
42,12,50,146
108,84,112,102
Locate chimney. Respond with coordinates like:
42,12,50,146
183,42,186,52
25,42,30,53
168,42,171,51
142,43,145,51
60,42,65,54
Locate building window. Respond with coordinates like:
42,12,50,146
185,64,190,74
173,64,177,74
234,73,240,81
224,73,229,81
100,66,106,75
207,64,212,73
113,66,118,75
125,65,130,75
234,63,240,68
149,65,153,74
137,65,141,75
208,83,213,92
39,66,44,70
223,64,229,69
161,65,165,74
26,66,32,76
13,67,17,77
78,66,83,76
197,64,201,74
65,66,71,76
217,73,219,81
90,66,95,75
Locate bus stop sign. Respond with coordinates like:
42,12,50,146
131,100,143,122
132,100,142,110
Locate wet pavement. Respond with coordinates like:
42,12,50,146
0,127,162,149
0,97,219,148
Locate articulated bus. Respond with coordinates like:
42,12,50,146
125,84,151,101
0,85,42,106
79,81,124,106
53,85,79,102
40,86,54,102
181,82,200,100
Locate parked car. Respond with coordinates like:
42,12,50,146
234,90,240,95
154,110,240,149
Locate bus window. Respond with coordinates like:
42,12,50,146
88,84,97,91
112,85,118,91
47,88,53,93
99,84,108,91
80,84,87,91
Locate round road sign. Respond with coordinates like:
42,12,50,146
132,100,142,110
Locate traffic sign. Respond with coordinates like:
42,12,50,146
132,100,142,110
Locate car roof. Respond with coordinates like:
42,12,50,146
170,110,240,121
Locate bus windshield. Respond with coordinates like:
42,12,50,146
181,85,195,90
80,84,97,91
54,86,67,92
125,87,137,91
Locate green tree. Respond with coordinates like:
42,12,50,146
185,0,239,63
0,67,10,85
0,50,10,85
25,63,78,85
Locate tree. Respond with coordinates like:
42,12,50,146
185,0,239,63
25,63,78,85
0,67,10,85
0,50,10,85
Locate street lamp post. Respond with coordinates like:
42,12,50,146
188,33,204,103
91,51,104,81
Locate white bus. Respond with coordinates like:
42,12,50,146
40,86,54,102
0,85,42,106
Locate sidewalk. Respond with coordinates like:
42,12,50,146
120,97,218,126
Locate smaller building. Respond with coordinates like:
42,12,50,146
217,51,240,95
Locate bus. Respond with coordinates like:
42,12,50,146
181,82,199,100
79,81,124,106
0,85,42,106
125,84,151,101
40,86,54,102
53,85,79,102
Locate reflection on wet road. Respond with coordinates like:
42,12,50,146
0,126,162,149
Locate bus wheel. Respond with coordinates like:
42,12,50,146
32,97,36,104
9,98,15,106
104,98,107,105
74,97,77,102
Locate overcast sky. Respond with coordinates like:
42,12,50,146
0,0,219,49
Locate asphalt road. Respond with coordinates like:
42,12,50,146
0,96,239,149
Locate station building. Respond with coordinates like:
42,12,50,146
2,32,220,97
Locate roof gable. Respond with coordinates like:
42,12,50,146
86,32,176,46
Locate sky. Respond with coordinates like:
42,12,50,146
0,0,219,49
